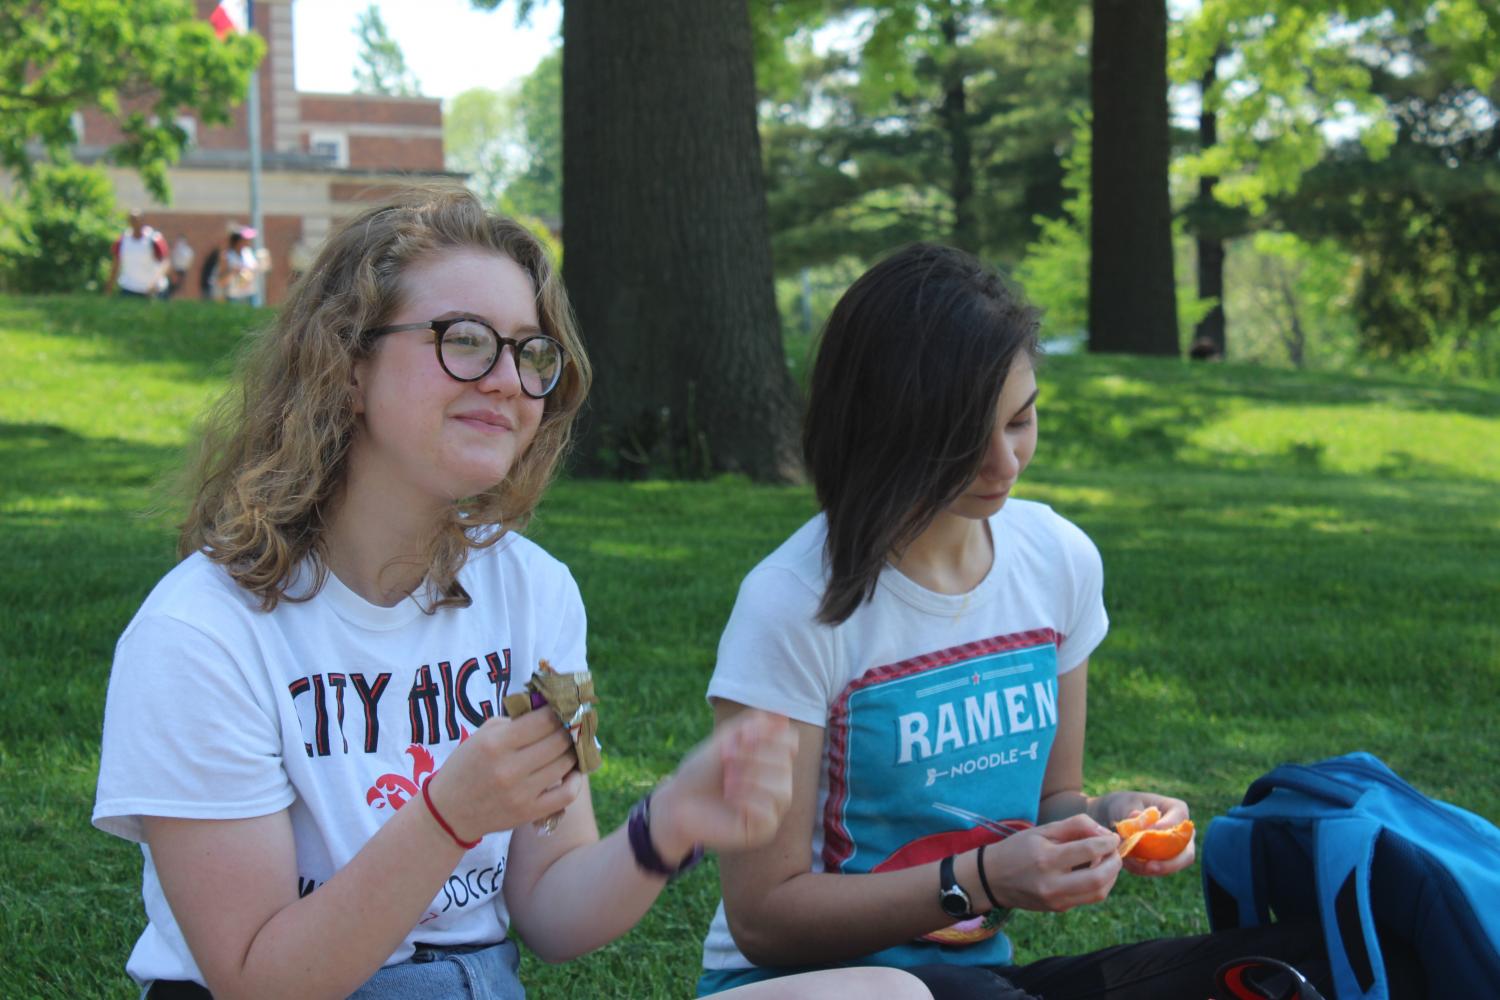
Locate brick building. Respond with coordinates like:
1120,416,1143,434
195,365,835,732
51,0,456,304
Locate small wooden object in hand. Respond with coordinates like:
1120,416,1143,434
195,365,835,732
503,659,602,774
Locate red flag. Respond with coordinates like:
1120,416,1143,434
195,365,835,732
210,1,246,40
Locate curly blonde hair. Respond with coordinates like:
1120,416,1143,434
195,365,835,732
179,185,592,611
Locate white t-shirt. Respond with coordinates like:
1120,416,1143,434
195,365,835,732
93,531,586,987
116,228,166,294
702,499,1108,973
223,246,258,300
170,239,195,273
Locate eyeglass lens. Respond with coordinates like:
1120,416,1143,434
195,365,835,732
439,320,563,396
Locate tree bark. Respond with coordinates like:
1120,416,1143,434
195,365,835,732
1194,54,1226,358
939,10,978,252
1088,0,1179,355
562,0,801,480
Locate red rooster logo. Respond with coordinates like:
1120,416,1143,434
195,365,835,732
365,728,470,812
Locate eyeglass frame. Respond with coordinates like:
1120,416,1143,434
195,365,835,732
362,317,567,399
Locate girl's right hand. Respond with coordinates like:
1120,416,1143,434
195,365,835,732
425,709,584,843
981,812,1122,912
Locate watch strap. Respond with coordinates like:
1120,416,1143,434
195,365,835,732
939,854,975,919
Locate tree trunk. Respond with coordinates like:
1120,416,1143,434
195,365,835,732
562,0,801,481
1194,54,1226,359
1088,0,1179,355
940,11,977,252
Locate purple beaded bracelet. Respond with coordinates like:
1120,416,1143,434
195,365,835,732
627,792,704,879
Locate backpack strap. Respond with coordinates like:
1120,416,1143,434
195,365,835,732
1245,763,1361,809
1313,816,1387,1000
1202,814,1266,931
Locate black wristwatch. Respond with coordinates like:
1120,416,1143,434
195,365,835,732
938,854,975,919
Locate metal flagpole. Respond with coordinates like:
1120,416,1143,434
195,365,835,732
246,0,264,306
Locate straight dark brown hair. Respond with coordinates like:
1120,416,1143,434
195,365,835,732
803,242,1040,625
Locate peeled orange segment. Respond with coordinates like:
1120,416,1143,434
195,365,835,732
1114,807,1195,861
1117,829,1148,857
1114,806,1161,841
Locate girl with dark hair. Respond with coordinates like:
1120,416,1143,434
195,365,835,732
91,186,930,1000
696,244,1394,999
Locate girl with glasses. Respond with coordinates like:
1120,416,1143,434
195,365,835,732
696,244,1421,999
92,187,925,1000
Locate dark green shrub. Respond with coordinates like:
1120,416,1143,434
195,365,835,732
0,162,119,293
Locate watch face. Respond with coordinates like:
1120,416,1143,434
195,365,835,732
940,887,972,918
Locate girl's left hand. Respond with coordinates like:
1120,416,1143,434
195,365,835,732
646,710,799,862
1091,791,1196,877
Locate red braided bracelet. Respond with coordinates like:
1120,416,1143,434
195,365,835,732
422,775,480,850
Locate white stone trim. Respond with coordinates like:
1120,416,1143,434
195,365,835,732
298,122,444,139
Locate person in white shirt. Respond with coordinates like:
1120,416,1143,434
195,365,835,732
94,186,928,1000
166,235,194,298
108,210,169,298
698,244,1374,999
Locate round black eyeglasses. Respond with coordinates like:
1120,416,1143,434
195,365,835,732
363,317,566,398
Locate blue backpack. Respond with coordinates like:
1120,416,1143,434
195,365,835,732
1201,752,1500,999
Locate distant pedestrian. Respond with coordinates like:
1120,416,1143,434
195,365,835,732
166,235,195,299
107,210,169,298
218,226,260,304
1189,336,1224,362
198,242,221,299
201,225,260,303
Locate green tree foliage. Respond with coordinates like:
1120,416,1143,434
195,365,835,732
502,49,562,224
759,2,1089,272
445,50,560,224
445,86,512,205
1177,1,1498,212
1014,111,1090,338
1225,232,1361,370
1167,1,1498,373
1279,21,1500,373
353,4,421,97
0,162,119,293
0,0,262,202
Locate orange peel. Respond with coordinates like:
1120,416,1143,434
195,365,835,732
922,915,1000,946
1115,807,1194,861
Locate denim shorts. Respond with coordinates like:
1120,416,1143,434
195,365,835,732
351,940,525,1000
143,939,525,1000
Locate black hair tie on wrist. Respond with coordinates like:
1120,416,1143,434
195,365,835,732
976,842,1013,926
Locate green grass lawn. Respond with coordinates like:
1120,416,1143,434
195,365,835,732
3,293,1497,998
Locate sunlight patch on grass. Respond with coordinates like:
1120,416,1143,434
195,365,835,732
2,493,113,514
1015,483,1124,509
588,539,692,561
1186,404,1500,482
1081,373,1158,398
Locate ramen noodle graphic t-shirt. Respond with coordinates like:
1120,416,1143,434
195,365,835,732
701,500,1107,973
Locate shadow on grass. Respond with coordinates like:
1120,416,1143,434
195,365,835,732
0,420,183,746
0,421,185,505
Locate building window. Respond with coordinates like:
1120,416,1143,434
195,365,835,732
70,112,85,145
309,131,349,168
